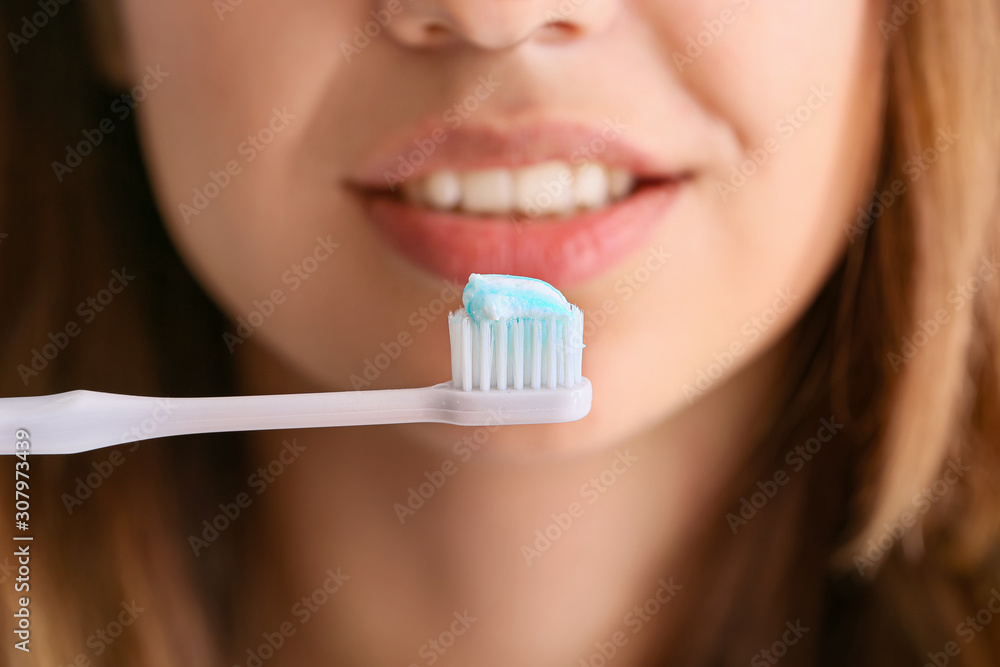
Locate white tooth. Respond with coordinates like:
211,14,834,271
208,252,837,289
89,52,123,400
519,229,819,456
461,169,514,215
514,161,575,217
423,170,462,210
574,163,610,210
609,167,635,200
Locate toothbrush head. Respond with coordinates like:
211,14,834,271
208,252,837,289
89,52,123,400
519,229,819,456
447,274,586,392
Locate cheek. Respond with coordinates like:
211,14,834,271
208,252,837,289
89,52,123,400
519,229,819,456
577,0,886,415
119,1,449,388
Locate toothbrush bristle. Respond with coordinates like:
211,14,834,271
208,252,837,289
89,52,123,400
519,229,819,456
448,308,585,392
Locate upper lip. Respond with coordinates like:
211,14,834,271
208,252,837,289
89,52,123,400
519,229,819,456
349,119,688,192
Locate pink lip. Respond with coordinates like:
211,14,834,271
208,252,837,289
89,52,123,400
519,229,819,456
353,122,682,187
350,122,689,286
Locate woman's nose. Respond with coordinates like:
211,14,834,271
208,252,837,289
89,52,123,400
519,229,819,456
377,0,620,51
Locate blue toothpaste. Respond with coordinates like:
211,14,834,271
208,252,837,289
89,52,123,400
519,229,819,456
463,274,572,322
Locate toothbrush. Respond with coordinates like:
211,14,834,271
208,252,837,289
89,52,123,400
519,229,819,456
0,274,591,455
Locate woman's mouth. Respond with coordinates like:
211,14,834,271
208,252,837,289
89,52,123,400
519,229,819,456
349,123,690,286
396,160,638,217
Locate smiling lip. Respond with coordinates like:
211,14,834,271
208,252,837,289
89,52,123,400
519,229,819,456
349,122,689,286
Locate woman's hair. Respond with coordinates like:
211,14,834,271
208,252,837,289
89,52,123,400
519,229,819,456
1,0,998,665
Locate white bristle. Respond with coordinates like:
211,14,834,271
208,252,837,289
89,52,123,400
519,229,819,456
447,308,585,392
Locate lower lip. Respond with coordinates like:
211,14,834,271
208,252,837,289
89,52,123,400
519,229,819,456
363,182,683,286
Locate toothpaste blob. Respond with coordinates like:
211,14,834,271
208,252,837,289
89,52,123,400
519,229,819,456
463,274,573,322
451,273,584,390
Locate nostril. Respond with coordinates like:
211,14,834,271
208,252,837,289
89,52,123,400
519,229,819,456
422,20,453,42
538,20,582,42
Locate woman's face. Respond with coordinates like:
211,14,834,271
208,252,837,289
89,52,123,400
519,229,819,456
113,0,884,454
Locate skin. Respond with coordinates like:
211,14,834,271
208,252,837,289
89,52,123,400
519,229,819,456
102,0,886,664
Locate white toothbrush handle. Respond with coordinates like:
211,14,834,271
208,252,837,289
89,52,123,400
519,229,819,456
0,381,592,455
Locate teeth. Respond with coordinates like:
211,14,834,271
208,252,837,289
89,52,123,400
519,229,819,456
400,161,636,216
462,168,514,215
514,161,575,217
609,167,635,200
574,162,610,210
424,170,462,210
